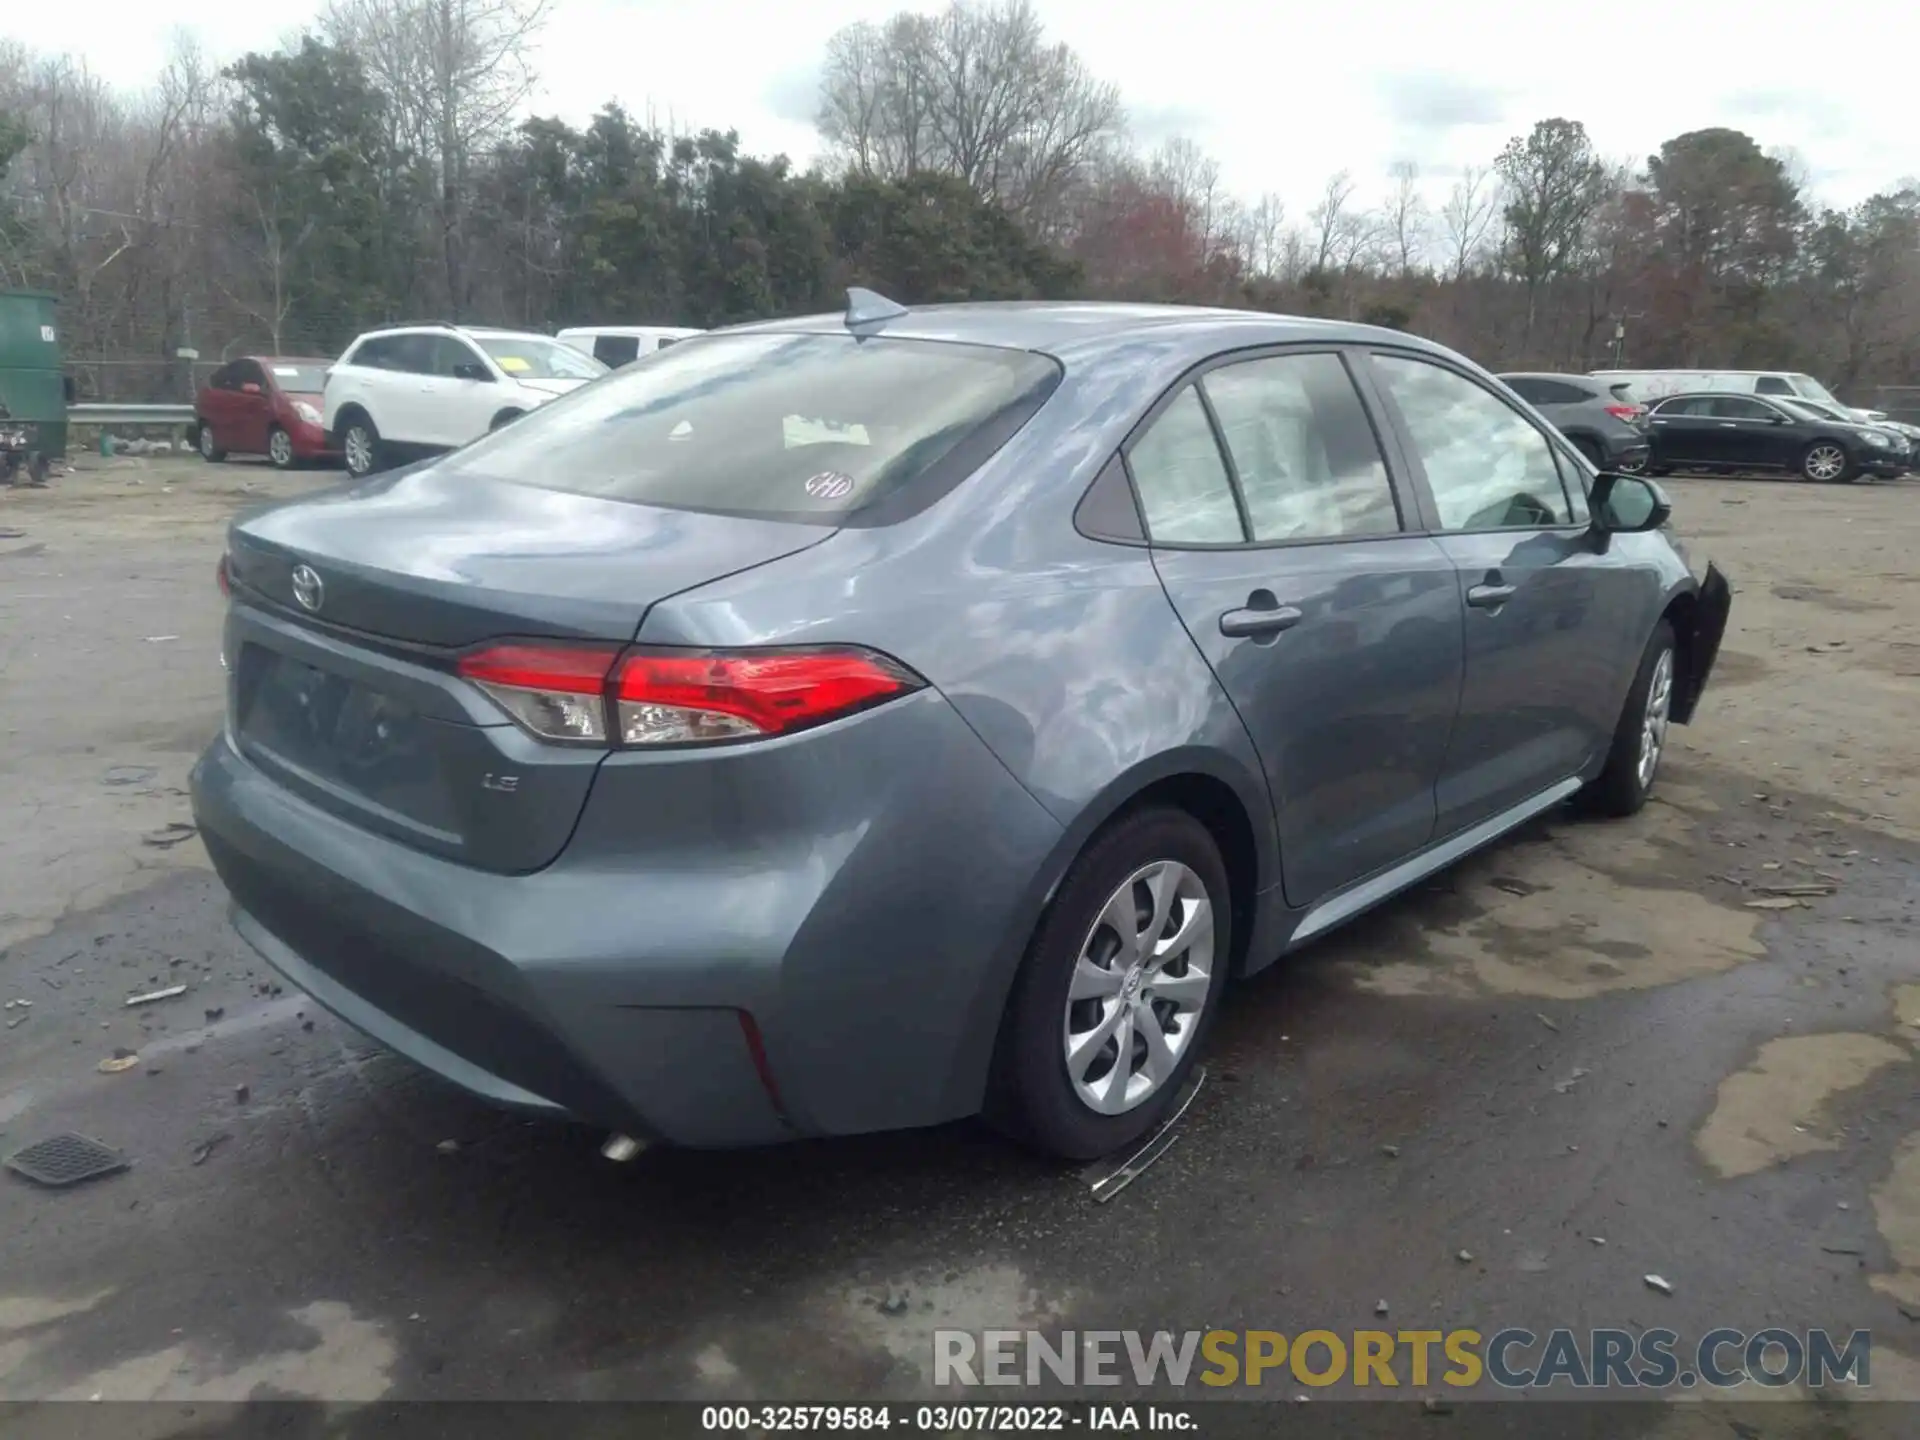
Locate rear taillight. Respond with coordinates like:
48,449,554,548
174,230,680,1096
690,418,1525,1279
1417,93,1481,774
1605,403,1646,421
457,642,621,744
455,642,923,748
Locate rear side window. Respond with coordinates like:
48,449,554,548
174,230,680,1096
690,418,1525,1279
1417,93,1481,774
1754,375,1792,395
1710,397,1775,420
1201,353,1400,541
593,334,641,367
431,332,1061,525
1126,387,1244,544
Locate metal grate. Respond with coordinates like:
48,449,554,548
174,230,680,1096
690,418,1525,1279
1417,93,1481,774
4,1133,130,1188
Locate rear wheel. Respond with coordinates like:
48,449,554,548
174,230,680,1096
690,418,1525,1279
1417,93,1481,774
340,414,382,478
1801,442,1851,483
1583,619,1676,818
267,425,296,470
1571,436,1604,469
989,807,1230,1160
197,424,226,463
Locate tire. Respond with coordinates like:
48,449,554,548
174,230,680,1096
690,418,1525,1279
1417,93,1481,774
1582,619,1676,818
1614,450,1648,475
339,413,383,479
1570,436,1604,470
489,409,525,431
267,425,297,470
1801,441,1852,484
197,423,226,463
988,807,1231,1161
1648,465,1673,477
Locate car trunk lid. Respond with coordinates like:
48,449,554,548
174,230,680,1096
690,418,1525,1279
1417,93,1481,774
221,466,830,872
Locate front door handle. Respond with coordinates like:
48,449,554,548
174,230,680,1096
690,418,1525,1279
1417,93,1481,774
1719,422,1737,428
1466,582,1516,610
1220,604,1303,638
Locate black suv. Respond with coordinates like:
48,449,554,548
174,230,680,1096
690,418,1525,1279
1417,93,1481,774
1645,393,1905,483
1497,373,1651,472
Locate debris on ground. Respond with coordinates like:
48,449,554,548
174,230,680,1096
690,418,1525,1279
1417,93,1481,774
190,1134,230,1166
4,1133,129,1188
1490,877,1536,897
1745,897,1804,910
1535,1013,1560,1032
1375,1300,1390,1316
1456,1250,1473,1263
1753,883,1837,897
879,1289,910,1316
204,1006,225,1022
125,984,187,1008
1552,1067,1589,1094
141,635,179,643
96,1050,140,1074
1422,1398,1454,1415
1381,1144,1400,1158
1644,1275,1674,1296
140,822,198,848
1590,1236,1606,1246
234,1084,250,1104
101,765,158,787
436,1140,460,1155
1820,1245,1864,1256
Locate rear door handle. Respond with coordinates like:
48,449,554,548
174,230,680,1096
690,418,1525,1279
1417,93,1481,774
1466,583,1516,610
1220,605,1303,638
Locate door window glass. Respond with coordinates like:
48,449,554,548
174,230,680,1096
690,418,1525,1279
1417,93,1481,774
1374,354,1574,530
1201,353,1400,541
1126,387,1245,544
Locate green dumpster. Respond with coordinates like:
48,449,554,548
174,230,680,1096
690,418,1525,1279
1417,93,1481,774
0,290,68,461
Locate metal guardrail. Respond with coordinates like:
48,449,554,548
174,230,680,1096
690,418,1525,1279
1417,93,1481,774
67,403,195,426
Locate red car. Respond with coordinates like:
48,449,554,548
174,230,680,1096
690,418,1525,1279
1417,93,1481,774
192,356,339,469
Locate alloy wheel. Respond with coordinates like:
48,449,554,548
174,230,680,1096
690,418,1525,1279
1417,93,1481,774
1062,859,1213,1115
1805,444,1845,482
269,429,293,467
198,427,216,459
1637,648,1674,789
344,425,373,477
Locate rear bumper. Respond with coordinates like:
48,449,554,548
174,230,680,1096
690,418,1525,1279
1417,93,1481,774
1672,561,1732,725
189,688,1065,1147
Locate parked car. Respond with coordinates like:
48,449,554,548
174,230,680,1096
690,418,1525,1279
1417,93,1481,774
192,296,1731,1162
1783,396,1920,469
322,323,608,478
1496,372,1651,473
192,357,339,470
556,325,705,368
1593,367,1854,409
1644,392,1905,483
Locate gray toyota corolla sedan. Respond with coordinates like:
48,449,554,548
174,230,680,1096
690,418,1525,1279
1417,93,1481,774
190,294,1731,1161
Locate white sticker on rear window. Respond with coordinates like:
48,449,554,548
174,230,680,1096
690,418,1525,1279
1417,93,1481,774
273,367,299,377
804,471,855,500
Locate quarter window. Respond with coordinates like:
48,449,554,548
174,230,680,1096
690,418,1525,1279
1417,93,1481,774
1201,353,1399,542
1374,355,1575,530
1126,387,1245,544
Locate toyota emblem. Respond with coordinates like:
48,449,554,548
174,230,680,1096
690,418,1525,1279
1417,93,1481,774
290,564,324,613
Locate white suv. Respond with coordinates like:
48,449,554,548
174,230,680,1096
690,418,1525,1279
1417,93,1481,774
322,323,608,478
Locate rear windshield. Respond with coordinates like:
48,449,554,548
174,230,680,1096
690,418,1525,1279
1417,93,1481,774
474,336,606,381
268,364,330,392
433,332,1062,524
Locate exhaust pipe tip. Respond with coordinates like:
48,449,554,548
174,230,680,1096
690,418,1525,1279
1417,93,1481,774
600,1133,646,1163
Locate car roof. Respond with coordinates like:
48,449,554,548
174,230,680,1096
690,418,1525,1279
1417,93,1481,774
1498,371,1604,385
716,300,1453,364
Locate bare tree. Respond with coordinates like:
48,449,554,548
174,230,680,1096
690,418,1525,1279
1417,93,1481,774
323,0,550,313
814,0,1122,233
1384,160,1427,275
1439,163,1501,281
1240,191,1286,277
1308,169,1362,274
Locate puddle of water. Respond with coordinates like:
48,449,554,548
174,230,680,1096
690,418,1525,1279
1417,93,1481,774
1869,1129,1920,1309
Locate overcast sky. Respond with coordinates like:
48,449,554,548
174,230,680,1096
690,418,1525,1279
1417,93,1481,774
12,0,1917,216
